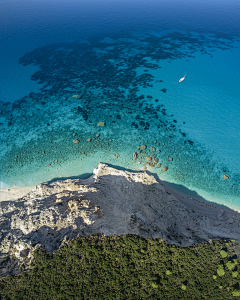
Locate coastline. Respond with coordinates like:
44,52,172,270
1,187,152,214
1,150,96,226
1,162,240,277
161,181,240,224
1,169,240,226
0,186,34,202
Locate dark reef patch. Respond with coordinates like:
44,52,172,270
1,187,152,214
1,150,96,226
0,31,238,201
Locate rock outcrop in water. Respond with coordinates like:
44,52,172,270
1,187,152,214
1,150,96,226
0,163,239,276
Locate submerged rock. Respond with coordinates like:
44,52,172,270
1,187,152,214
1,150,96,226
147,163,155,167
162,166,168,172
140,145,146,150
133,152,138,159
73,139,79,143
0,163,239,276
97,122,106,127
223,174,229,179
71,94,81,98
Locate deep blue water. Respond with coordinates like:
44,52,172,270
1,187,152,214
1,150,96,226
0,0,240,211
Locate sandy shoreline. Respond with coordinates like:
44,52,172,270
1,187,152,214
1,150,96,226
1,175,240,226
0,186,34,202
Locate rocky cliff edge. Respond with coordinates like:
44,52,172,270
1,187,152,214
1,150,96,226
0,163,239,276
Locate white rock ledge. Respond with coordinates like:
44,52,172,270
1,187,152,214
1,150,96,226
0,163,239,276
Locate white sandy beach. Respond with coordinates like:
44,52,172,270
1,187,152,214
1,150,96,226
0,186,34,202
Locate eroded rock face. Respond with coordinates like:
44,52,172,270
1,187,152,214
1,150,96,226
0,163,239,276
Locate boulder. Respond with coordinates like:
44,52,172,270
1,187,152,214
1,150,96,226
133,152,138,159
71,94,81,98
162,166,168,172
145,156,152,162
97,122,106,127
147,163,155,167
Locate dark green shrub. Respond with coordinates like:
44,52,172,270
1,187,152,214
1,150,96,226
0,236,239,300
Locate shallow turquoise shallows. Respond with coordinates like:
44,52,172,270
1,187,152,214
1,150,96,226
0,0,240,211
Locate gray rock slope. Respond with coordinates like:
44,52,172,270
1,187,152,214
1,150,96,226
0,163,239,275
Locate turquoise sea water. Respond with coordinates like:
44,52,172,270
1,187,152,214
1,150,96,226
0,0,240,211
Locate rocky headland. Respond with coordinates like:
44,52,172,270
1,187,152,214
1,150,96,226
0,163,239,276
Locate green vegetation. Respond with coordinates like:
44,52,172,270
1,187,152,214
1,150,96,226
0,235,239,299
221,250,228,258
217,266,225,277
227,261,237,271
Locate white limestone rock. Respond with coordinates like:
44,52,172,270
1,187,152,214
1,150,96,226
0,163,239,276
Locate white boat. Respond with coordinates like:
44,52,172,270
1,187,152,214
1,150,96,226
179,74,186,82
